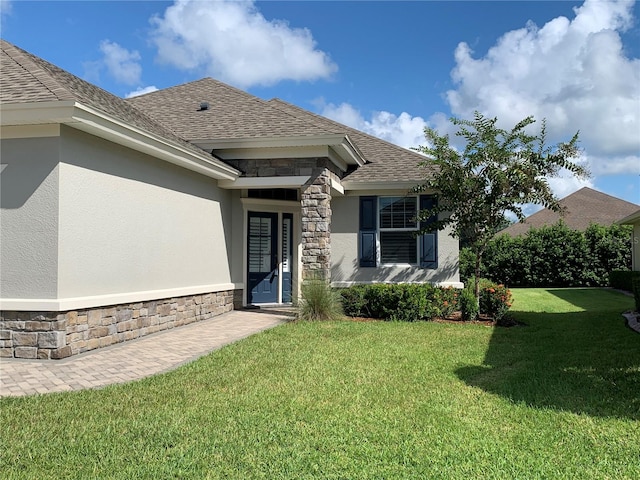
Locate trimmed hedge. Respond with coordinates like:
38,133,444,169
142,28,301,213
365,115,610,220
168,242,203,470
461,222,632,287
340,284,459,321
339,282,512,322
610,270,640,292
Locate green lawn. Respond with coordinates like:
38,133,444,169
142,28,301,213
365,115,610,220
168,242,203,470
1,289,638,479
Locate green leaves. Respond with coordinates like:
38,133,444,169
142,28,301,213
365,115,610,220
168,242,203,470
415,112,590,300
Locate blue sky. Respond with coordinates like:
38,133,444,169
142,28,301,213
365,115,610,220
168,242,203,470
2,0,639,208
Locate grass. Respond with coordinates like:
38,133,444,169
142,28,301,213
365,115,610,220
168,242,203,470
1,288,638,479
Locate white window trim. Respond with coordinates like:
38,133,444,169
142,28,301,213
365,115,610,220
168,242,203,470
377,196,420,266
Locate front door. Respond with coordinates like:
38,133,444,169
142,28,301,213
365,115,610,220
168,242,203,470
247,212,278,304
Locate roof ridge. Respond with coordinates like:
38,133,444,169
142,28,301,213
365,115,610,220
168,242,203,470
268,98,427,160
569,186,639,207
1,39,75,102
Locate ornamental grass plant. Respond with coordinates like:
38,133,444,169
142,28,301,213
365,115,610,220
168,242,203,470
296,279,344,321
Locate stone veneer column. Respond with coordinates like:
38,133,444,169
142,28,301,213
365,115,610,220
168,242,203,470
301,169,332,280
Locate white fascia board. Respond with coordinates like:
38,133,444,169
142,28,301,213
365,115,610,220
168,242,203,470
330,177,345,195
219,175,310,189
0,124,61,139
342,180,424,192
195,134,366,168
212,144,330,160
0,101,240,181
71,104,239,181
0,101,76,125
195,134,347,150
617,209,640,225
336,134,366,167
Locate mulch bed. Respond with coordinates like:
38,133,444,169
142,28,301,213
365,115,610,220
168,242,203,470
348,311,524,327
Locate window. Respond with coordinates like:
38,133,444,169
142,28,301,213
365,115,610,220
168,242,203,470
359,195,438,269
379,197,418,264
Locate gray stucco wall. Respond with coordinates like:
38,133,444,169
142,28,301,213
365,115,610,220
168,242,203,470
56,126,235,301
229,189,244,286
1,136,60,299
330,195,461,286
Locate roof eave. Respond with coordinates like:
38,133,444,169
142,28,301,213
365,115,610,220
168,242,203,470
617,209,640,225
194,133,366,170
0,101,240,181
341,180,426,192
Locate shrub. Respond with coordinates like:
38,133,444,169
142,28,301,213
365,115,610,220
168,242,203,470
339,285,367,317
460,287,478,321
461,222,633,287
297,280,344,321
340,283,460,321
480,281,513,323
432,286,459,318
610,270,640,292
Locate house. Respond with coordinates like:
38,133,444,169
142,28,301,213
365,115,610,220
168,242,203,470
617,209,640,271
0,40,461,359
499,187,639,237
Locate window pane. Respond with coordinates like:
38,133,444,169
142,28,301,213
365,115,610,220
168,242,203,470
380,231,417,264
379,197,417,229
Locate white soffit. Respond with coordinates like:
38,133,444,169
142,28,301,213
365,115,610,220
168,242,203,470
219,175,311,189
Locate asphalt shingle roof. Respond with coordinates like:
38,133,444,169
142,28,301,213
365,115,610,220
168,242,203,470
267,99,436,183
2,39,436,184
128,79,436,183
0,40,213,160
127,78,337,140
500,187,639,236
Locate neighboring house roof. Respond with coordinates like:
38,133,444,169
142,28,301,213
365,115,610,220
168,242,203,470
500,187,640,236
0,40,238,180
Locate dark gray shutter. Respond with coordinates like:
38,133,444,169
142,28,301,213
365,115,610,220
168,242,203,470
420,195,438,269
359,196,377,267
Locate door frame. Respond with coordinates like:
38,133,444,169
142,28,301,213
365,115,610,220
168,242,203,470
246,211,279,305
241,198,301,306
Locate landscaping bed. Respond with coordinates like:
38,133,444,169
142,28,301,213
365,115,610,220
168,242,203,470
1,288,637,479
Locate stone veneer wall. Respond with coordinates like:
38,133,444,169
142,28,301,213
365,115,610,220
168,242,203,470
223,157,342,282
301,169,332,280
0,290,235,360
223,157,342,178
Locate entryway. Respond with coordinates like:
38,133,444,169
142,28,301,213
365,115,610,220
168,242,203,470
247,211,293,305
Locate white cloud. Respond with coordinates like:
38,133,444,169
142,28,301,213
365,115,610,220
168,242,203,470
445,0,640,178
1,0,12,17
99,40,143,86
149,0,337,88
125,86,159,98
318,101,428,150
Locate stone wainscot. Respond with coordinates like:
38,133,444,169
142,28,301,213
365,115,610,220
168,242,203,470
0,290,235,359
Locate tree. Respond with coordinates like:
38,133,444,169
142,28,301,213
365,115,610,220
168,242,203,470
414,112,590,314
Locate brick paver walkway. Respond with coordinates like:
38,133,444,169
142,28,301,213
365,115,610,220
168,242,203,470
0,309,291,397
